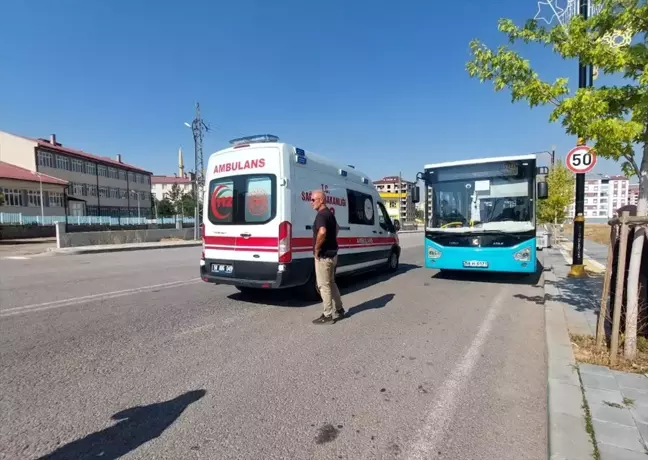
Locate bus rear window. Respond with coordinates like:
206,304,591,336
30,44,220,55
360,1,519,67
207,174,276,225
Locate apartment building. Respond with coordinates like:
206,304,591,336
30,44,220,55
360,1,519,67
152,175,194,202
567,174,630,219
373,176,417,223
629,183,640,206
0,131,152,217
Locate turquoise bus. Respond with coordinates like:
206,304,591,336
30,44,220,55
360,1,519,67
420,154,548,274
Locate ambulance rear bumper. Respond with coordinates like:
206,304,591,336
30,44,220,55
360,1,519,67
200,258,313,289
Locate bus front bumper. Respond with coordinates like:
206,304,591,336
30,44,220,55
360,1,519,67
424,238,538,273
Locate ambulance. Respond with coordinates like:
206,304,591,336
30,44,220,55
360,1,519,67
199,134,417,298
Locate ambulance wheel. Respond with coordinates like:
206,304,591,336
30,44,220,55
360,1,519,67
386,250,399,272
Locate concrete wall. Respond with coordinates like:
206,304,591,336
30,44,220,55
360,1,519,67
0,131,37,170
56,222,196,248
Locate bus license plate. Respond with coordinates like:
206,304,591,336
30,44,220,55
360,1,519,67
211,264,234,275
463,260,488,268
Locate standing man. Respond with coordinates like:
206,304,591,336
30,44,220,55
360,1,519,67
310,189,345,324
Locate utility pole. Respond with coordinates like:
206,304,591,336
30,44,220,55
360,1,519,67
569,0,591,278
188,103,209,240
551,144,556,167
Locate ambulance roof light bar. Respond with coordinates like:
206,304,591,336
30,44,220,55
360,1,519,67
229,134,280,146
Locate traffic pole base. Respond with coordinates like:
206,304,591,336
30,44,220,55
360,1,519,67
568,264,587,278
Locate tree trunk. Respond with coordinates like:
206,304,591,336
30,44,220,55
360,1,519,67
624,142,648,360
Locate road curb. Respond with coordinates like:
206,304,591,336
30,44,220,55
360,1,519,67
544,264,596,459
48,241,202,255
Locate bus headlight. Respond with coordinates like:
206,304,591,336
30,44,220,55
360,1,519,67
514,248,531,262
428,247,441,259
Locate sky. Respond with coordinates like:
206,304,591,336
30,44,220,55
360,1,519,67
0,0,631,183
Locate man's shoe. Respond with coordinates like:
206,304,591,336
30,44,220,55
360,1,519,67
312,314,333,324
334,308,346,320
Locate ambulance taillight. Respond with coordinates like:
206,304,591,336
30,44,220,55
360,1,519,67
278,221,292,263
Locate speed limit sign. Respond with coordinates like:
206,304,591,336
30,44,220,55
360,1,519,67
566,145,597,174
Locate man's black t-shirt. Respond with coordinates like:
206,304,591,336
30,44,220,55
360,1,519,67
313,208,338,258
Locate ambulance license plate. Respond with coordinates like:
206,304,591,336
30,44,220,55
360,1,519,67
463,260,488,268
211,264,234,275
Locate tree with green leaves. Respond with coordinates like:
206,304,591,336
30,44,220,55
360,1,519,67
466,0,646,358
156,198,175,218
537,161,576,224
166,183,184,215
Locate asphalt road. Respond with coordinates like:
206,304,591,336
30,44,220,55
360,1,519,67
1,234,547,460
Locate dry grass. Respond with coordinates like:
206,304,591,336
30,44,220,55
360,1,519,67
564,223,612,246
159,237,185,242
570,333,648,374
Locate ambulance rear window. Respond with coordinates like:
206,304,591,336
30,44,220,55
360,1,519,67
207,174,276,225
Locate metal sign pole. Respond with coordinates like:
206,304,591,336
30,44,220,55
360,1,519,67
568,0,590,277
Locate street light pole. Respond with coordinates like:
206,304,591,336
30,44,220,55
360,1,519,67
569,0,590,278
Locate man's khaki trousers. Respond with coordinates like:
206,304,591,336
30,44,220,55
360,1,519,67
315,255,343,317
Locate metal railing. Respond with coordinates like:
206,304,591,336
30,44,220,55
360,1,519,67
0,213,196,226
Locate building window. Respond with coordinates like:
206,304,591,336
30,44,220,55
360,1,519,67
119,189,127,199
99,186,108,198
56,155,70,170
88,185,97,197
37,151,55,168
2,188,23,206
98,165,108,178
27,190,41,207
49,192,64,207
119,170,127,181
128,172,135,183
71,159,84,173
108,168,118,180
68,183,84,196
87,162,96,176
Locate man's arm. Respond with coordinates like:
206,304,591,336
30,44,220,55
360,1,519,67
314,226,326,259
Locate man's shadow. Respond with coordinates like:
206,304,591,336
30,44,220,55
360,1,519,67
38,389,206,460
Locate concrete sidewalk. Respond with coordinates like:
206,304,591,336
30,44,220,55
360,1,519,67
48,240,202,255
544,247,648,459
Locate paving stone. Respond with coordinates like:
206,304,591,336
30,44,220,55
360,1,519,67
590,402,636,427
613,371,648,391
581,372,620,391
598,443,648,460
584,387,624,407
580,363,614,376
629,404,648,425
550,379,587,418
592,419,646,452
621,388,648,405
635,421,648,445
549,412,594,460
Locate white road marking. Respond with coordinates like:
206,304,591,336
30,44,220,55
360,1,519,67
404,287,509,460
1,278,202,318
2,256,29,260
560,248,572,265
174,323,218,338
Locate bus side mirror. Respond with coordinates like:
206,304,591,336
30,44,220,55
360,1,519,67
537,181,548,200
411,187,420,203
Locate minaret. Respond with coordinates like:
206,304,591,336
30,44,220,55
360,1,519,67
178,147,185,177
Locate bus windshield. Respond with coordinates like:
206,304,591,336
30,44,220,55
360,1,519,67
425,159,535,233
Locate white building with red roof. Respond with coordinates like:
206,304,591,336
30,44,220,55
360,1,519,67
0,161,69,218
0,131,153,218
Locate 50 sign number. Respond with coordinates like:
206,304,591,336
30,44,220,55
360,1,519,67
566,146,597,174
